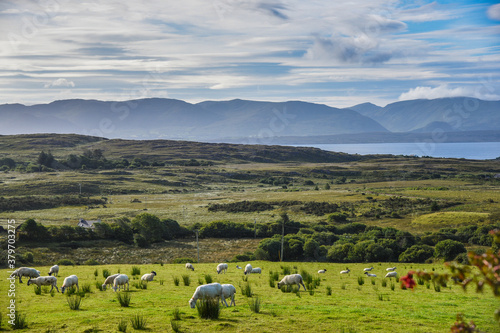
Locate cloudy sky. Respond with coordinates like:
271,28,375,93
1,0,499,107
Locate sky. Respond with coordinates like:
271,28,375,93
0,0,499,108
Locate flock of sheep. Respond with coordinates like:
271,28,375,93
10,263,400,308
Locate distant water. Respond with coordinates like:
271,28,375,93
293,142,500,160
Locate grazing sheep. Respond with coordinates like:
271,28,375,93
102,273,120,291
189,282,227,308
277,274,306,291
221,284,236,306
244,264,253,275
61,275,79,294
386,267,397,271
364,272,377,277
250,267,262,274
112,274,130,292
141,271,157,282
363,267,374,272
27,276,59,292
236,265,242,269
216,263,228,274
385,271,398,278
185,263,195,271
10,267,40,283
48,265,59,277
318,269,327,274
340,268,350,274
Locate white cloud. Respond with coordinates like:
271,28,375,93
399,85,500,101
44,78,75,88
487,4,500,21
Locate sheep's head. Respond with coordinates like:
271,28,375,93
277,282,282,289
102,284,106,291
151,271,157,276
48,272,52,276
27,279,33,286
189,298,196,308
61,287,66,294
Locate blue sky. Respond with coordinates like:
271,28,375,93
0,0,499,107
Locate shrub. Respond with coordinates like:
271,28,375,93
84,259,99,265
23,252,34,263
173,258,196,264
130,314,147,330
66,295,82,310
434,239,467,261
196,298,220,319
117,292,131,307
56,259,75,266
399,244,434,263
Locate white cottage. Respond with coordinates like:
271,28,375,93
77,218,101,229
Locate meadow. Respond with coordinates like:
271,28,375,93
1,262,498,332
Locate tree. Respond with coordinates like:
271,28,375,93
303,239,320,259
399,244,434,263
434,239,466,261
131,213,164,243
19,218,50,241
256,237,281,261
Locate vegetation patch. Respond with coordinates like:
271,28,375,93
412,212,490,228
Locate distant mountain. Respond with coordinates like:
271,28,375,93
0,98,387,140
348,97,500,132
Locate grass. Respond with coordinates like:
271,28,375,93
116,292,132,307
248,297,261,313
130,314,147,330
0,262,498,332
66,295,82,310
196,298,220,320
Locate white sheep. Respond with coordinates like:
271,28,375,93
363,267,374,272
277,274,306,291
364,272,377,277
186,263,195,271
221,284,236,306
250,267,262,274
61,275,79,294
189,283,227,308
102,273,120,291
386,267,397,271
244,263,253,275
318,269,327,274
10,267,40,283
340,268,350,274
216,263,228,274
385,271,398,278
141,271,157,282
27,276,59,292
112,274,130,292
236,265,242,269
48,265,59,277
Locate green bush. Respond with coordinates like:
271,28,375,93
434,239,467,261
399,244,435,263
56,259,75,266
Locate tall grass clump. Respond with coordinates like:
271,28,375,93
172,307,181,321
117,319,127,332
249,297,261,313
357,276,365,286
134,281,147,290
131,266,141,276
326,286,332,295
182,274,190,286
173,276,180,286
270,271,279,281
95,281,103,291
102,269,110,279
34,285,42,295
241,282,253,297
66,295,82,310
269,275,276,288
117,292,132,307
282,266,291,275
196,298,220,320
204,274,213,284
171,319,181,333
12,311,28,329
81,283,91,294
130,314,147,330
381,279,387,287
93,268,98,278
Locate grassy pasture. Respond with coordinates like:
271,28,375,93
1,262,498,332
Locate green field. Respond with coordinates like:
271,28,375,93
1,262,498,332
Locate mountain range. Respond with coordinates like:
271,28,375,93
0,97,498,143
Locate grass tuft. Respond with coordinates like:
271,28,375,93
172,307,181,321
196,298,220,320
249,297,261,313
241,282,252,297
130,314,147,330
66,295,82,310
171,319,181,333
117,319,127,332
182,274,190,286
131,266,141,276
117,292,132,307
173,276,180,286
12,311,28,329
204,274,213,284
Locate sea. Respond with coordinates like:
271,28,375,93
293,142,500,160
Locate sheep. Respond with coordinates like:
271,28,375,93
277,274,306,291
48,265,59,277
186,263,195,271
236,265,242,269
364,272,377,277
318,269,327,274
27,276,59,292
386,267,397,271
250,267,262,274
244,264,252,275
141,271,157,282
221,284,236,306
216,263,228,274
61,275,79,294
112,274,129,292
9,267,40,283
385,271,398,278
102,273,120,291
340,268,350,274
363,267,374,272
189,282,227,308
